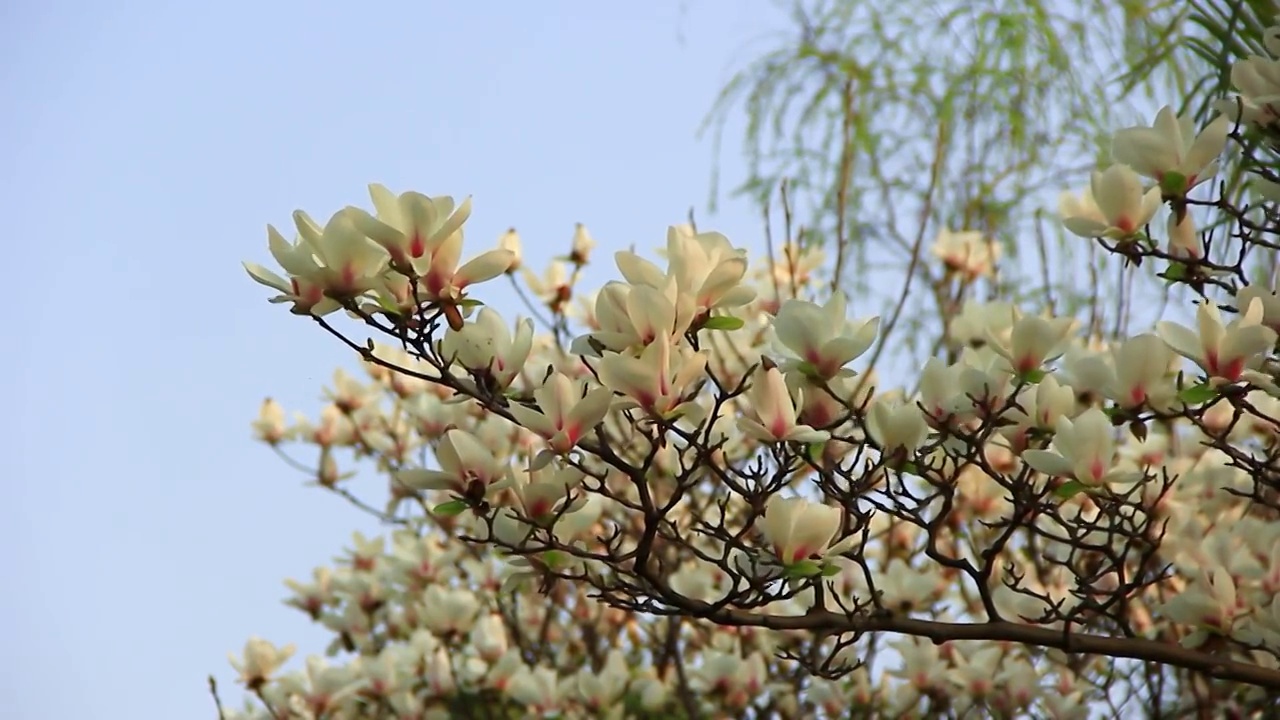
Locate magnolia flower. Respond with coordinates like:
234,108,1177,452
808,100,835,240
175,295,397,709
771,291,880,380
386,691,426,718
251,398,288,444
572,280,696,355
1237,285,1280,334
394,429,506,497
787,373,859,430
736,367,830,444
867,399,929,455
948,300,1016,349
507,666,563,714
946,645,1005,707
572,649,631,711
439,307,534,390
597,333,707,420
669,558,731,603
759,496,855,566
425,647,457,695
229,637,296,689
631,674,672,711
1159,567,1245,647
888,637,948,695
876,558,944,611
364,272,418,317
1000,374,1076,449
361,647,408,697
279,656,364,714
953,346,1014,413
1156,298,1278,385
350,186,511,304
1220,40,1280,127
1108,334,1179,410
298,209,391,298
244,223,343,316
1112,106,1230,193
692,651,768,708
508,373,613,454
985,312,1076,375
1022,408,1143,487
498,227,522,272
346,185,471,275
1167,212,1201,259
615,226,756,314
931,229,1000,280
917,357,973,422
754,241,826,313
567,222,596,264
1061,165,1161,240
421,586,481,635
342,530,386,572
368,343,436,398
522,260,570,307
503,461,585,525
294,404,357,448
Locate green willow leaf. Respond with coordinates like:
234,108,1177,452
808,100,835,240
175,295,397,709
432,500,469,516
1178,382,1219,405
701,315,746,331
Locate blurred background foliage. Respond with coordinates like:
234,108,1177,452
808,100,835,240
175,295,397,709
702,0,1275,362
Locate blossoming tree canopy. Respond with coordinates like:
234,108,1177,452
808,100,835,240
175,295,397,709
228,28,1280,720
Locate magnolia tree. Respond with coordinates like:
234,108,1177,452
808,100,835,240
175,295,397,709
220,29,1280,720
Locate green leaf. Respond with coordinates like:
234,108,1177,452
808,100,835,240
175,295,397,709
456,298,485,308
1162,262,1189,284
820,562,844,577
374,293,403,315
1054,480,1089,500
783,559,824,578
432,500,469,516
1159,171,1189,196
1019,368,1047,383
1177,382,1218,405
701,315,745,331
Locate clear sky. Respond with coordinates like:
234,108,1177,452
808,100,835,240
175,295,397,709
2,1,791,717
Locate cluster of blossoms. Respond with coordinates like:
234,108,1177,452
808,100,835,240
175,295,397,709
230,21,1280,720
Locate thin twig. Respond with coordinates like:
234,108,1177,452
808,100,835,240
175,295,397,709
208,676,227,720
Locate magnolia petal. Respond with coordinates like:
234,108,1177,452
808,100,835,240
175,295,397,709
509,404,556,439
736,417,775,443
598,355,654,403
774,301,828,358
1155,321,1204,364
718,286,758,308
456,249,517,287
614,251,666,289
396,468,457,491
1222,325,1278,366
1022,450,1074,478
1062,217,1110,238
786,426,831,444
1185,115,1231,177
568,387,614,436
243,262,292,293
347,207,406,251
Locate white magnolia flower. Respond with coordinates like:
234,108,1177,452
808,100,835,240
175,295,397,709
1022,408,1143,487
758,497,855,566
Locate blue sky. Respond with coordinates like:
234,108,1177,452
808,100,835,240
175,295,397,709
2,1,791,717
